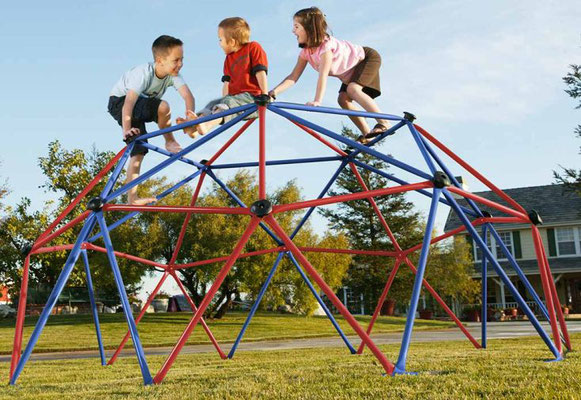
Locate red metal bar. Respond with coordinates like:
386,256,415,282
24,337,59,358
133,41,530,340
86,244,166,268
153,217,260,384
447,187,528,220
273,181,433,214
415,125,528,215
37,148,126,242
30,244,76,254
357,258,402,354
531,226,562,354
297,246,398,257
33,211,91,251
537,236,572,351
174,246,284,269
264,215,395,375
108,271,171,365
103,204,251,215
290,120,348,156
258,105,266,200
9,256,31,379
402,257,481,349
169,270,227,359
207,120,254,165
169,173,208,266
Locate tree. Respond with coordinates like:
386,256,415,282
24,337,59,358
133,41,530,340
171,171,351,317
319,127,425,310
554,64,581,191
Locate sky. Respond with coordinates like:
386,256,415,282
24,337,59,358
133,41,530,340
1,0,580,300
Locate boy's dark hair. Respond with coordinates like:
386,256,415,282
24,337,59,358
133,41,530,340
152,35,183,59
219,17,251,45
294,7,328,48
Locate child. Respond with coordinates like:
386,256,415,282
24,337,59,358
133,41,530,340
269,7,389,144
178,17,268,137
108,35,195,205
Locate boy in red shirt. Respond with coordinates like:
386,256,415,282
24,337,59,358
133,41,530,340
178,17,268,137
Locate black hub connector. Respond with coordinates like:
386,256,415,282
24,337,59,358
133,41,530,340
403,111,416,122
432,171,451,188
254,94,271,106
528,209,543,225
21,242,33,257
250,199,272,217
481,211,492,218
87,197,105,211
200,159,209,165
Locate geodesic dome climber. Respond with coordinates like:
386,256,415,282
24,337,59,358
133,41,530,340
9,96,571,386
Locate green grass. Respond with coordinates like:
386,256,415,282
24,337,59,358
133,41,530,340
0,312,453,354
1,333,579,399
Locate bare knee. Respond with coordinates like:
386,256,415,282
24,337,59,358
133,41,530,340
346,83,364,98
337,92,351,108
158,100,171,118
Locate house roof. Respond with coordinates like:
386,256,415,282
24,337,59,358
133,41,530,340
444,184,581,232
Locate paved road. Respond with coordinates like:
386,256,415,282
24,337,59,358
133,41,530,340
2,320,579,363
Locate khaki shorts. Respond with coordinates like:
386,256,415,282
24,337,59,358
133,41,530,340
339,47,382,99
198,92,258,123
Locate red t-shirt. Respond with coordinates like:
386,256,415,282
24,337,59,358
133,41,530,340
222,41,268,96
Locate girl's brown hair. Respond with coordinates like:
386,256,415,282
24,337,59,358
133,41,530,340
294,7,328,48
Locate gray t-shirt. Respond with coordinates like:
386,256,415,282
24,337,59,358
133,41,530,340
110,62,186,99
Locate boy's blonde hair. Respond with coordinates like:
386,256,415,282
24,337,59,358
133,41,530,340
219,17,251,45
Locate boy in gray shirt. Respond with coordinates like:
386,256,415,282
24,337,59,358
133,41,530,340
108,35,195,205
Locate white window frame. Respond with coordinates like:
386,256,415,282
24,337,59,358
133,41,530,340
555,227,581,257
474,231,514,262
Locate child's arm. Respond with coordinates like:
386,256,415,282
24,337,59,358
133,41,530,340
255,70,268,95
222,82,229,97
121,90,141,139
269,57,307,98
307,51,332,107
178,84,195,114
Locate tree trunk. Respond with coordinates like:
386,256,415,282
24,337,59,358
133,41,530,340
213,291,235,319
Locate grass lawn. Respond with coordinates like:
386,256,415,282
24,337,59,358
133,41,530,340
1,333,579,399
0,312,453,354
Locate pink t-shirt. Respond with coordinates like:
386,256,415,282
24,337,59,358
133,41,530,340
299,36,365,82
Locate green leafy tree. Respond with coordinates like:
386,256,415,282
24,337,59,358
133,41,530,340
554,64,581,191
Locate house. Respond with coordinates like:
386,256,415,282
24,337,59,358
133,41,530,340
444,183,581,313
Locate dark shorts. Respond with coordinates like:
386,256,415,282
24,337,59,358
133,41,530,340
107,96,162,156
339,47,382,99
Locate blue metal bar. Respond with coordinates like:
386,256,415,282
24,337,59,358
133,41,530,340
206,170,283,246
443,190,562,360
481,226,488,348
135,103,256,142
88,169,205,243
210,155,343,170
81,249,106,365
105,107,256,203
268,104,433,180
140,142,206,169
95,212,153,384
347,120,408,159
10,214,98,385
417,133,485,217
99,143,134,198
287,252,357,354
272,101,404,122
291,160,348,238
228,252,285,358
407,123,437,175
394,189,441,374
350,158,478,217
487,225,550,322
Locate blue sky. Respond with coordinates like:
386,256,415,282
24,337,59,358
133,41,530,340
1,1,579,298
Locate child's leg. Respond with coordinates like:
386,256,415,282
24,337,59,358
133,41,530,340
176,111,200,139
337,92,370,134
346,83,390,134
126,154,157,205
157,100,182,153
196,117,222,135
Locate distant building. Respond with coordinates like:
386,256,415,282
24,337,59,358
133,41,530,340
445,184,581,312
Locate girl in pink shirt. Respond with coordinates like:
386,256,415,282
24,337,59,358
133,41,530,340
270,7,390,143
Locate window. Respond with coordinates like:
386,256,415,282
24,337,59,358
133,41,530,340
474,231,514,262
555,227,581,256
